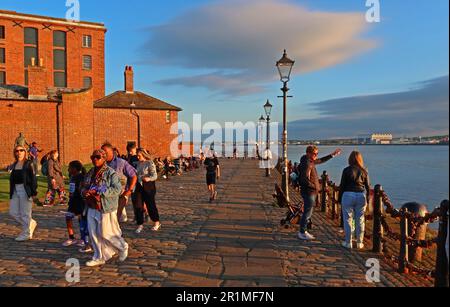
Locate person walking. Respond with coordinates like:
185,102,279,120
101,143,137,223
43,150,67,207
82,149,129,267
133,148,161,234
339,151,371,250
14,132,29,149
204,153,220,203
29,142,42,175
9,145,38,241
298,145,342,240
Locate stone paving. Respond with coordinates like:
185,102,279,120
0,159,434,287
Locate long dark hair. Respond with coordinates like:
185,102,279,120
68,160,87,176
349,151,368,175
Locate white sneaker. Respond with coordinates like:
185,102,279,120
30,220,37,239
15,235,30,242
86,259,106,267
298,232,315,240
135,225,144,234
342,242,353,249
356,243,365,250
119,244,129,262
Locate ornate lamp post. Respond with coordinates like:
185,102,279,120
264,99,273,177
258,115,265,160
130,101,141,148
276,49,295,201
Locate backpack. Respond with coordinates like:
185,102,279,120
41,156,49,177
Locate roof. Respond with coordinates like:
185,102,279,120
0,84,87,102
94,91,182,112
0,9,106,30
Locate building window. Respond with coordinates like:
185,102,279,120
24,47,38,67
53,50,66,71
0,71,5,85
0,48,5,64
24,27,38,45
83,76,92,88
53,31,67,48
83,35,92,48
24,28,39,86
83,55,92,70
0,26,5,39
54,72,67,88
166,111,171,123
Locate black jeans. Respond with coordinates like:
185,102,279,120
133,182,160,225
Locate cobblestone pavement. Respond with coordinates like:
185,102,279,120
0,159,434,287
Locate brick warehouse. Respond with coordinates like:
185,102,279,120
0,10,182,166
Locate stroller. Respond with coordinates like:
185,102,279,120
273,183,305,229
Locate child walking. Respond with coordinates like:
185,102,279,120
62,161,92,253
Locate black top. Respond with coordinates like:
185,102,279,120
9,160,38,199
11,169,24,185
127,155,139,170
205,157,219,175
68,173,85,215
338,166,371,203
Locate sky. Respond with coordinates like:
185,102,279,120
1,0,449,139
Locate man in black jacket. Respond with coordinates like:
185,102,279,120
298,145,341,240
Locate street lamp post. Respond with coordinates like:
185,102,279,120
258,115,265,160
276,50,295,202
264,99,273,177
130,101,141,148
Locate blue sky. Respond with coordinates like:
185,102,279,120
2,0,448,138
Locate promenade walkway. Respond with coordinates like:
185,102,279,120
0,159,433,287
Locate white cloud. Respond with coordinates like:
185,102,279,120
140,0,377,96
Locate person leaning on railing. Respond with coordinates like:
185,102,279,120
338,151,371,250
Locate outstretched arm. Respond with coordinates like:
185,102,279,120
315,149,342,165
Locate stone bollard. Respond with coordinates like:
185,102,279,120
401,202,429,262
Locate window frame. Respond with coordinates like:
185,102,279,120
166,111,172,124
82,35,92,48
83,76,92,89
82,55,92,70
0,71,6,85
0,48,5,64
0,25,5,40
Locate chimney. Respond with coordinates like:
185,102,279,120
28,58,48,100
124,66,134,93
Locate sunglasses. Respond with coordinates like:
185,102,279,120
90,155,103,160
15,149,26,153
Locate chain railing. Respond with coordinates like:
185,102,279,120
279,168,449,287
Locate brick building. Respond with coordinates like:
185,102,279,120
0,10,181,167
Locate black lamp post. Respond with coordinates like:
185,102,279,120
264,99,273,177
258,115,265,160
276,49,295,201
130,101,141,148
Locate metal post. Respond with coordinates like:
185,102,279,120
399,208,409,274
331,184,337,220
372,185,384,254
435,200,449,287
321,171,328,213
266,116,271,177
281,82,289,203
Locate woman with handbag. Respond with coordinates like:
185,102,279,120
83,149,129,267
133,148,161,234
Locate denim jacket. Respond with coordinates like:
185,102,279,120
83,166,122,214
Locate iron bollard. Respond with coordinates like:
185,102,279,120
402,202,429,262
435,200,449,288
398,208,409,274
331,184,337,220
321,171,328,213
372,185,384,254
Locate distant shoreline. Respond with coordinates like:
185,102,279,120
286,143,449,146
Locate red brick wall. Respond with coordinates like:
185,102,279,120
94,109,179,159
0,99,58,168
0,14,106,101
60,89,94,165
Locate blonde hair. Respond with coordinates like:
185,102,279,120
137,148,153,161
306,145,319,154
349,151,367,175
13,145,28,162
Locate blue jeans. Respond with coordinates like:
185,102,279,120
300,193,317,233
342,192,367,244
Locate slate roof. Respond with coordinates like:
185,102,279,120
94,91,182,111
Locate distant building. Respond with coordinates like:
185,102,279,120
371,133,393,145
